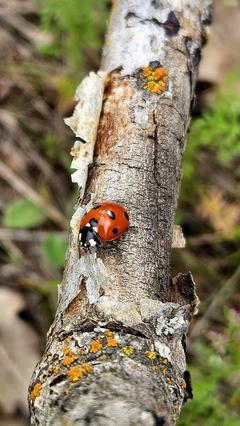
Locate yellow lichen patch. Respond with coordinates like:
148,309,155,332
104,329,113,337
162,367,167,376
122,346,134,357
142,66,169,95
31,383,42,403
145,351,157,360
68,363,93,382
166,377,172,385
90,339,103,353
97,354,108,361
107,337,118,347
161,358,168,365
53,365,59,375
181,378,187,390
79,348,86,356
150,365,158,372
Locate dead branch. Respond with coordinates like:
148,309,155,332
29,1,212,425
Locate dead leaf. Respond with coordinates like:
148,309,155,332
0,288,40,416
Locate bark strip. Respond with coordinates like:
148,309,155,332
29,1,212,425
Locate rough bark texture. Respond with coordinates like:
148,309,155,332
29,1,212,425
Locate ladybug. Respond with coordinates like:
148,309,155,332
79,202,129,250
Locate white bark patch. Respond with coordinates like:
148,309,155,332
65,71,107,194
102,0,170,75
154,341,172,362
172,224,186,248
139,297,178,321
96,296,142,326
78,253,109,304
156,306,188,337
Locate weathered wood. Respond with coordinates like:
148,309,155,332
29,1,212,425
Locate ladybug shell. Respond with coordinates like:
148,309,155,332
80,202,129,242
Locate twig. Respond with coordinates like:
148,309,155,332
190,265,240,339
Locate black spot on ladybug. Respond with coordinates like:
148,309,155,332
124,211,129,221
107,210,116,220
93,205,101,209
112,228,118,235
163,11,180,36
89,218,98,227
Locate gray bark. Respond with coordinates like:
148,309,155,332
29,1,212,425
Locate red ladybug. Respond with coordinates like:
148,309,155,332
79,202,129,250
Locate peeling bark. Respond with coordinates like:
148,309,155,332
29,1,212,425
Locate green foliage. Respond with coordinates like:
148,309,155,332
42,233,67,267
39,279,59,295
37,0,110,72
181,73,240,200
179,309,240,426
3,198,46,228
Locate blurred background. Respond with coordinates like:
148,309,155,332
0,0,239,425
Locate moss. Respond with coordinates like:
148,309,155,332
90,339,103,353
68,363,93,382
142,66,169,95
122,346,134,356
31,383,42,403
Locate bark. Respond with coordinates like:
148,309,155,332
29,1,212,425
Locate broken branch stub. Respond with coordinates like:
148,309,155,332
29,1,211,425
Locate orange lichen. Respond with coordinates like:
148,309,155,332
90,339,103,353
104,329,113,337
31,383,42,403
63,346,71,356
68,363,93,382
79,348,86,356
107,337,118,347
62,353,78,366
181,379,187,390
122,346,134,356
145,351,157,360
142,66,169,95
62,346,78,366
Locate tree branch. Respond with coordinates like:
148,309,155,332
29,1,212,425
